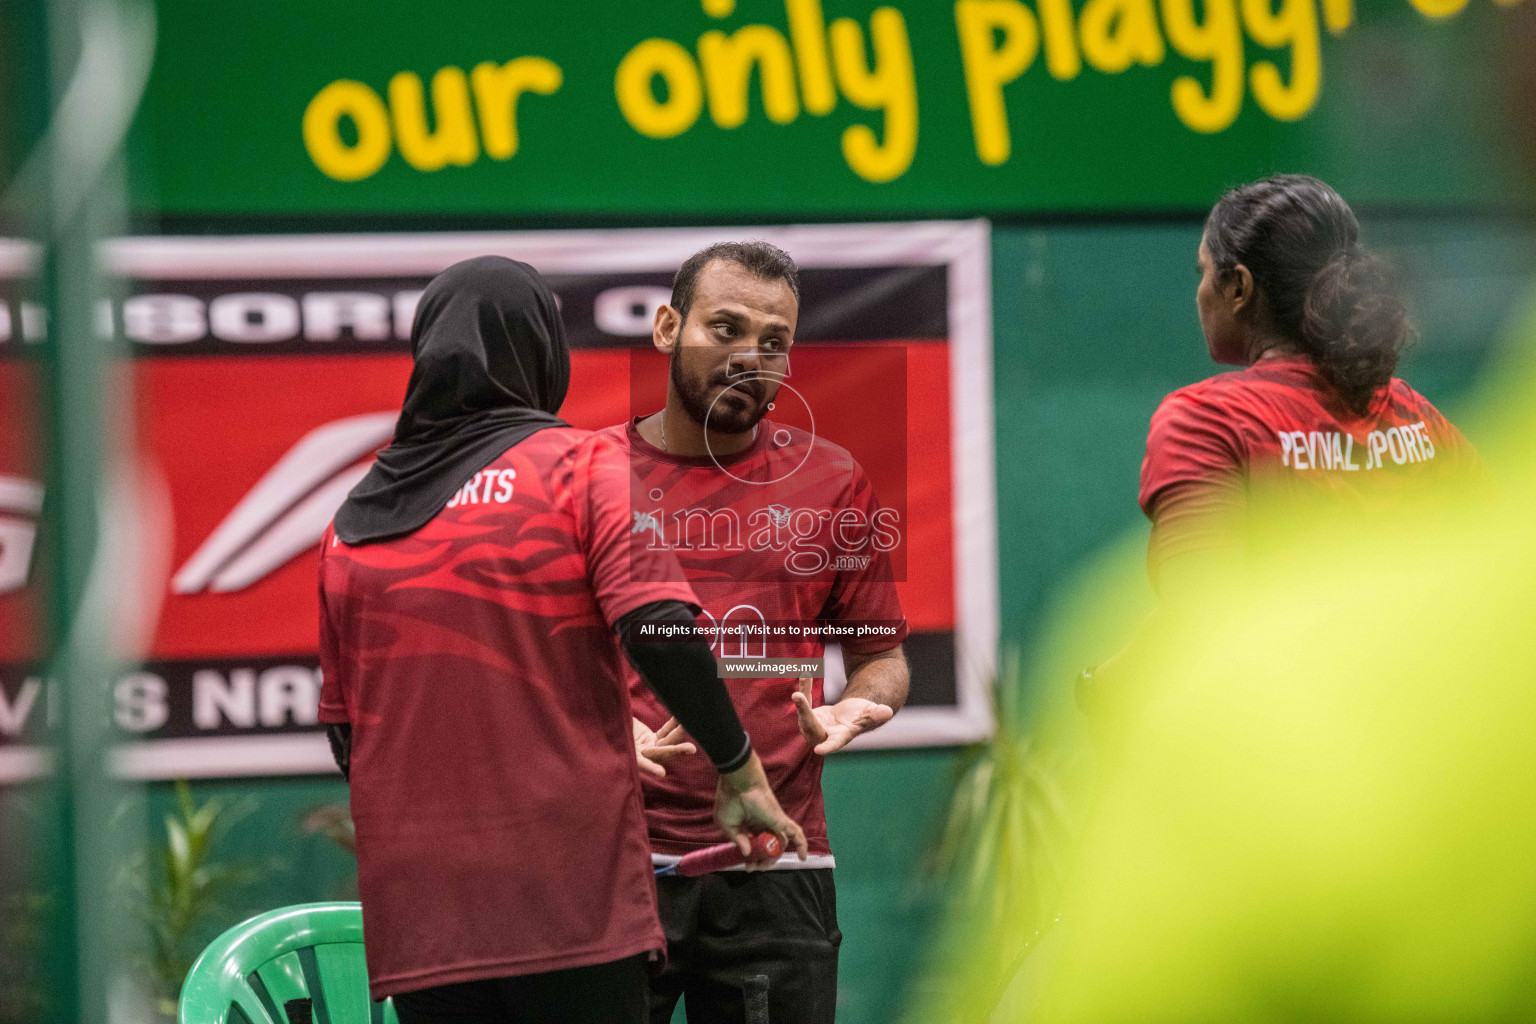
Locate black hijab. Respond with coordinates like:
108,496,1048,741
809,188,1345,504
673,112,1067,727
333,256,569,544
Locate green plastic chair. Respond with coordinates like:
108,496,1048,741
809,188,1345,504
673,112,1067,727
179,902,397,1024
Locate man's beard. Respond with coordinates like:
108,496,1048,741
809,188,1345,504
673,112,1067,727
671,353,770,435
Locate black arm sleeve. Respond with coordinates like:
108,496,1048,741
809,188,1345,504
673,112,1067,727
616,599,752,774
326,723,352,781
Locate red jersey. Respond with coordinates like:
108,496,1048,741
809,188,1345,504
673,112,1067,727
598,418,909,859
1139,355,1476,576
318,427,696,999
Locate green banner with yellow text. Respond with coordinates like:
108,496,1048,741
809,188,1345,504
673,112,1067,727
128,0,1529,218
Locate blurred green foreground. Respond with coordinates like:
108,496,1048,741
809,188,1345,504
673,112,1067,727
934,289,1536,1023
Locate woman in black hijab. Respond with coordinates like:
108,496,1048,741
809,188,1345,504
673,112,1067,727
318,256,805,1024
335,255,570,544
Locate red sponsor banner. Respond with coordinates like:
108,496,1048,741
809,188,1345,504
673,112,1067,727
2,223,996,779
0,360,42,665
142,344,951,658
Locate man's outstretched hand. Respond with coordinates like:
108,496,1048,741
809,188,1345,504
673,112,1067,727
791,677,894,756
633,716,697,778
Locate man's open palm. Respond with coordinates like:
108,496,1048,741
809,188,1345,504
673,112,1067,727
791,677,894,755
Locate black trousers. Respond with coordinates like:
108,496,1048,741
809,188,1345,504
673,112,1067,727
650,869,841,1024
392,954,649,1024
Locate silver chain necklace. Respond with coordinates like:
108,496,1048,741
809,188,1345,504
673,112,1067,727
658,413,755,452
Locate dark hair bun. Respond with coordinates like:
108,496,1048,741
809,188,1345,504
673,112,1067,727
1205,175,1413,415
1302,246,1414,414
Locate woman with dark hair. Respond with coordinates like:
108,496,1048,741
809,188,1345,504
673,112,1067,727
1080,175,1477,715
1142,173,1476,591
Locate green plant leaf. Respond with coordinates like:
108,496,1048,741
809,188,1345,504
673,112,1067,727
914,647,1088,1023
129,779,266,1007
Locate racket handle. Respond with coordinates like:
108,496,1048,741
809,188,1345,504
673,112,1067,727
675,833,782,877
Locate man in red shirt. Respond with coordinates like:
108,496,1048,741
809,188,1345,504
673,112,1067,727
603,241,911,1023
318,257,804,1023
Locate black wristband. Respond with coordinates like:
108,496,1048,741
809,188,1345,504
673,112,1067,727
712,736,753,775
